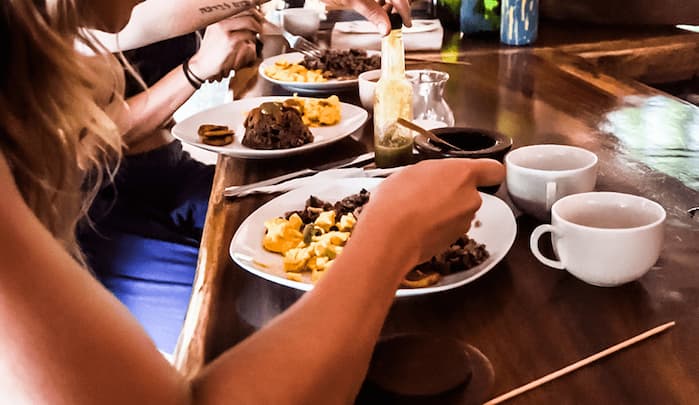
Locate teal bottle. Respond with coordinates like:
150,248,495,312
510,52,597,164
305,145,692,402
500,0,538,45
461,0,500,36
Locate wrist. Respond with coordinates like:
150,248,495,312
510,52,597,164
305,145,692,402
187,56,208,83
182,58,204,90
346,214,420,286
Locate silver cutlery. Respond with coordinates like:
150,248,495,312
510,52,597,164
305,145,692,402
223,152,375,198
281,29,323,58
267,20,322,58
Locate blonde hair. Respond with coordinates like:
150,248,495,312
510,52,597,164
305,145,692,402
0,0,124,262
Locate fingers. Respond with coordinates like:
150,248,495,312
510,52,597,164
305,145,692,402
321,0,412,35
231,40,257,70
409,158,504,192
219,37,257,76
468,159,506,188
387,0,412,27
234,8,266,22
347,0,392,35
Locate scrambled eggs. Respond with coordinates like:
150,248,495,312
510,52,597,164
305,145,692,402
262,211,357,282
264,60,327,83
284,95,341,127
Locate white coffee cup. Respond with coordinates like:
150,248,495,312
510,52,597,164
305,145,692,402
358,69,381,111
281,8,320,39
505,144,598,221
530,192,665,287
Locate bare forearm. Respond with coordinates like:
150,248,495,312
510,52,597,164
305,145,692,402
192,222,415,404
0,154,191,405
92,0,263,52
122,66,196,146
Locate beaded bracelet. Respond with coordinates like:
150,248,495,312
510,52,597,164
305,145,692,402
182,58,203,89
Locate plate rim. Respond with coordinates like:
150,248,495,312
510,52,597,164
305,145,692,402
258,51,381,91
229,177,517,297
333,19,440,35
171,96,368,159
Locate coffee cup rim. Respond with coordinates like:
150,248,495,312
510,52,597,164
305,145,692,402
551,191,666,232
505,144,598,174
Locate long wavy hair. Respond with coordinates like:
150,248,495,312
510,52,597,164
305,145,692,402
0,0,124,263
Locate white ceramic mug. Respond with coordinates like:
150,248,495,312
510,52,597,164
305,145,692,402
281,8,320,39
358,69,381,111
530,192,666,287
505,144,598,220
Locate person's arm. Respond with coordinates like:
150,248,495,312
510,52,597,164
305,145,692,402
191,159,505,403
540,0,699,25
93,0,412,52
0,154,503,403
119,15,260,150
91,0,264,51
0,152,190,404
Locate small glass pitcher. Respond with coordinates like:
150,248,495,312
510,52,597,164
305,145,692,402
409,70,455,130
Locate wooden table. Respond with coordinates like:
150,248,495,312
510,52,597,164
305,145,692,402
174,23,699,404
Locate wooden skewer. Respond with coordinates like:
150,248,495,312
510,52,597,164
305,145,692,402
484,321,676,405
405,57,472,66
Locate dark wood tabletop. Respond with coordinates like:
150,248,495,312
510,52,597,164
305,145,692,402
173,22,699,404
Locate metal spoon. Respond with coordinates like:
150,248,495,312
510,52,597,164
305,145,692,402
396,118,462,151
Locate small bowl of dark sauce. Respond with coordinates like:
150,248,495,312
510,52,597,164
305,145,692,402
414,127,512,193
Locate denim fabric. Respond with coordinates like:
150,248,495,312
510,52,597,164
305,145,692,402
80,140,214,354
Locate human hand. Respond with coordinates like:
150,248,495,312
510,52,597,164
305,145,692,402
322,0,412,36
353,158,505,279
189,11,263,82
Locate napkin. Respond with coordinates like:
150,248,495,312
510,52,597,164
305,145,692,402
331,19,444,51
230,167,404,197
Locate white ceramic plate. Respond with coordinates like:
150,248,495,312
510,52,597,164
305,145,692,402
230,177,517,297
258,51,380,93
171,96,368,159
333,19,440,34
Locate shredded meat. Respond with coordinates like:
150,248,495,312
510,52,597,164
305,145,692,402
284,189,489,288
300,49,381,80
285,189,370,223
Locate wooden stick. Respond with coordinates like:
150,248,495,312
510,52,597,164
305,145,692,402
484,321,676,405
405,57,472,66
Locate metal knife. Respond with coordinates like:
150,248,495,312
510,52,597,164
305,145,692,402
223,151,375,198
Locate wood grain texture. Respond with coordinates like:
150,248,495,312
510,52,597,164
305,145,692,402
410,22,699,84
173,24,699,403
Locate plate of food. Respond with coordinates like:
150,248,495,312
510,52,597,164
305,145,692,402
259,49,381,93
171,95,368,158
230,177,517,297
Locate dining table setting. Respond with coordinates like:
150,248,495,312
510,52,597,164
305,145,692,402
169,10,699,404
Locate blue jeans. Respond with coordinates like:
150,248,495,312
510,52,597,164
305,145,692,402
80,141,214,354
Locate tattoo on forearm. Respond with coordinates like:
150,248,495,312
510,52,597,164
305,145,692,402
199,0,256,14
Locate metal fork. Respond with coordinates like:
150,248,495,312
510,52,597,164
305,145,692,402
278,26,323,58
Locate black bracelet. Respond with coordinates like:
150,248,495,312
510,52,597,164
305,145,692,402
182,59,202,90
186,58,206,84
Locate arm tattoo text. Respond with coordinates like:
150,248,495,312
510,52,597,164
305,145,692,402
199,0,256,14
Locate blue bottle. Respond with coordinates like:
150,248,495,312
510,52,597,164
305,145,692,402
460,0,500,36
500,0,538,45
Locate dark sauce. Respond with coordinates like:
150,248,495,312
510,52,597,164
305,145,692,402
429,131,497,152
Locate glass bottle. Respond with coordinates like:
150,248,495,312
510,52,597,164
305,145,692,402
500,0,538,45
461,0,501,36
373,13,414,168
410,69,455,130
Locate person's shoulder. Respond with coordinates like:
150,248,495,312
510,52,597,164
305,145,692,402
0,149,17,194
0,149,28,221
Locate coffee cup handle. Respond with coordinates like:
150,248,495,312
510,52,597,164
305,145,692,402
545,181,557,211
530,224,565,269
